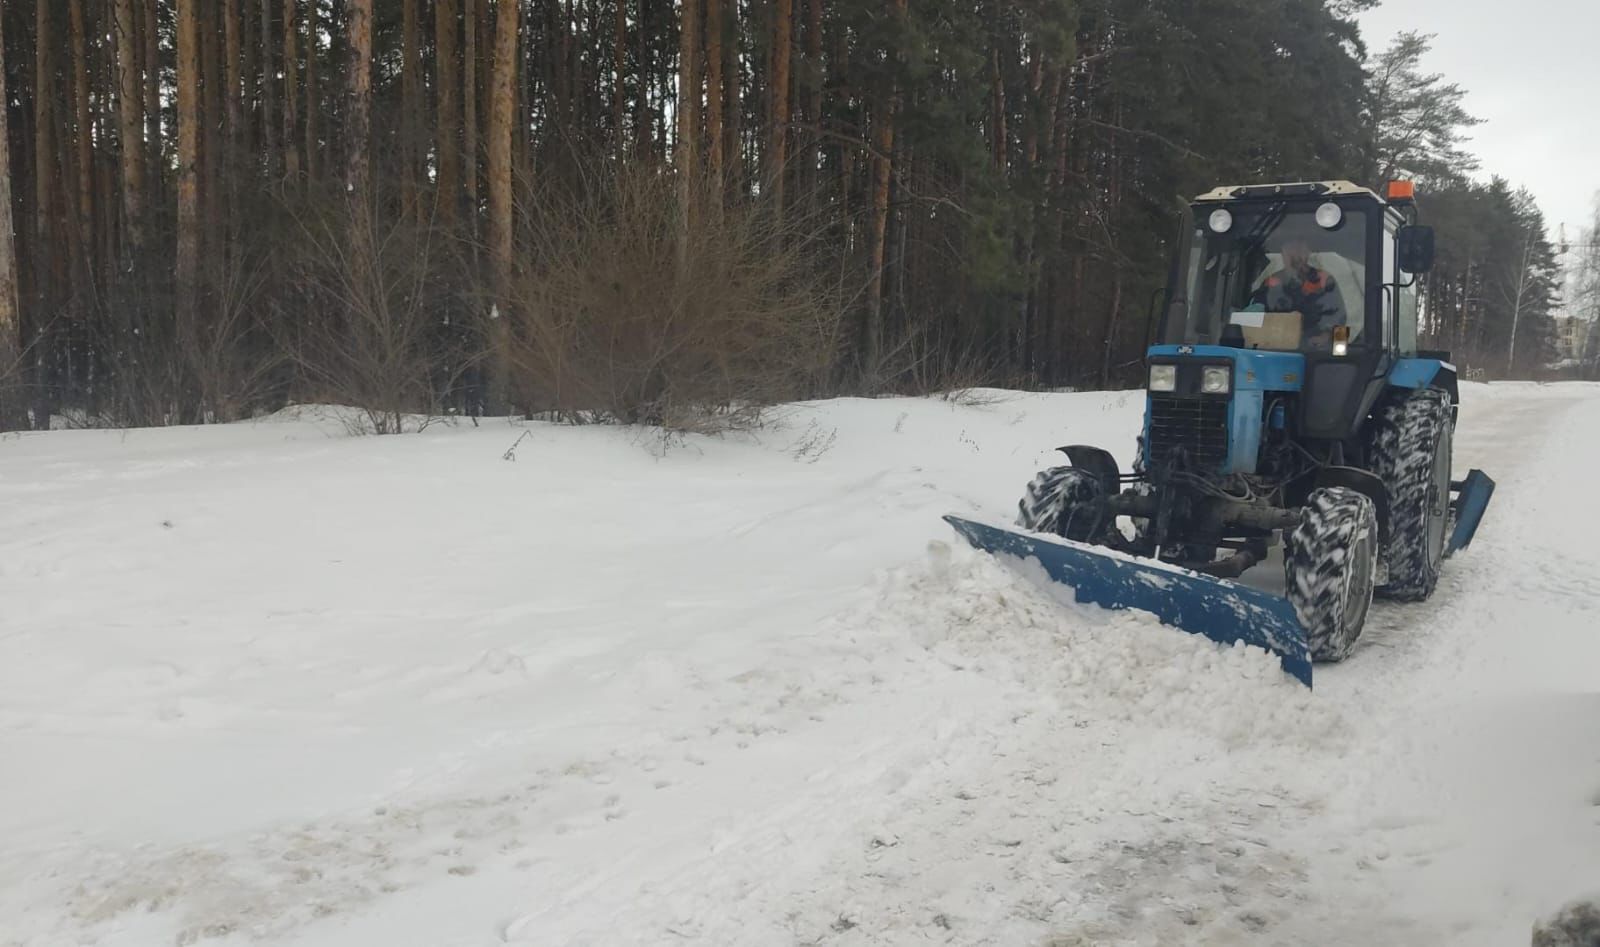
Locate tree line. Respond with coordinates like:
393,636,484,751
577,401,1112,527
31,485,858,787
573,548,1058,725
0,0,1570,433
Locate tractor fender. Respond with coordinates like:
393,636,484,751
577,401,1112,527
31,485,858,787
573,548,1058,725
1314,465,1391,543
1388,356,1459,426
1056,445,1121,497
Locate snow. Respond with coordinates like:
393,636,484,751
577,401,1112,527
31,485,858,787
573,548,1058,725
3,383,1599,946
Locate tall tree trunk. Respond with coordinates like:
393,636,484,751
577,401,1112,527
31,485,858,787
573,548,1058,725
0,4,22,430
144,0,161,186
70,0,94,272
345,0,373,198
202,0,224,251
612,0,627,152
35,0,58,297
989,46,1006,172
487,0,517,268
225,0,243,162
769,0,792,213
176,0,201,354
721,0,740,196
676,0,699,290
401,0,420,219
805,0,823,200
633,0,652,161
704,0,723,195
487,0,518,413
865,0,908,375
305,0,318,181
435,0,460,226
1023,45,1042,167
282,0,300,180
677,0,699,180
115,0,145,253
463,0,479,230
865,109,894,375
260,0,278,177
241,0,258,159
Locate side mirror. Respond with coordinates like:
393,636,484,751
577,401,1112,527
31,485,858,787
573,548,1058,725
1398,225,1435,274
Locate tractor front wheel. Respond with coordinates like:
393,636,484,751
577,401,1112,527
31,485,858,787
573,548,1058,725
1285,487,1379,662
1017,467,1107,542
1368,387,1454,601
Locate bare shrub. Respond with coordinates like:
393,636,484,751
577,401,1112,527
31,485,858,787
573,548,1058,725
288,198,481,435
186,252,289,423
503,160,844,431
85,219,286,428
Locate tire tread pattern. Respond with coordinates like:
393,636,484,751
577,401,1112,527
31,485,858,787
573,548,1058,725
1285,486,1378,662
1367,388,1453,601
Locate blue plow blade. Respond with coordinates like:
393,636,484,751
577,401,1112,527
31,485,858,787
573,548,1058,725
1446,469,1495,557
942,515,1314,687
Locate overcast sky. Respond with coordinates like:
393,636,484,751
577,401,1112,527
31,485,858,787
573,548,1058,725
1357,1,1599,240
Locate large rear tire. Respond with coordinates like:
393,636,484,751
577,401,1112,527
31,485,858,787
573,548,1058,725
1285,487,1379,662
1367,387,1453,601
1016,467,1107,542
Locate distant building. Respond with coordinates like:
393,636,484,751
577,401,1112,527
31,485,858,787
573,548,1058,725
1552,316,1593,362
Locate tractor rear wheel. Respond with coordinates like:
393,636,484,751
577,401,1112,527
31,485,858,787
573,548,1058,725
1285,487,1379,662
1017,467,1107,542
1368,387,1454,601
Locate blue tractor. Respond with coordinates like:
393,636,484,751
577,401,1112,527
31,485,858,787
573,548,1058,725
946,180,1495,686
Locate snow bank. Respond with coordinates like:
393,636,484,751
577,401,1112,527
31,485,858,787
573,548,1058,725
3,383,1598,946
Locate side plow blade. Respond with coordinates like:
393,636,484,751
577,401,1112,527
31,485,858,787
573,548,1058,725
1445,469,1495,557
943,515,1313,687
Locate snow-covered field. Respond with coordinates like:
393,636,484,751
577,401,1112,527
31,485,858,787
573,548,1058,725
3,383,1598,947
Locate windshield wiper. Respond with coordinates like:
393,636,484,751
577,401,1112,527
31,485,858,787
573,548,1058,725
1219,200,1288,317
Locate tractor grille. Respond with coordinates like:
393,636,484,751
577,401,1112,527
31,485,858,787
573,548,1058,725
1147,396,1229,470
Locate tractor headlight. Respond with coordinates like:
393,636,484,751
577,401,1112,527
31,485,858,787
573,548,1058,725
1201,366,1231,394
1208,208,1234,233
1148,365,1177,392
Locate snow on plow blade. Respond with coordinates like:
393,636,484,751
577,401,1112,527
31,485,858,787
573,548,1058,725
943,515,1314,687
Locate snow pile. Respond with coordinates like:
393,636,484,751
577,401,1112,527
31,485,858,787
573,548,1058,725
861,538,1336,748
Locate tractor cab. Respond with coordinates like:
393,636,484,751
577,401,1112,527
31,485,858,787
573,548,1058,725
1143,181,1441,475
1163,180,1433,359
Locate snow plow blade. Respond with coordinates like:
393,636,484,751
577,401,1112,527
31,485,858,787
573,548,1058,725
943,515,1314,687
1445,469,1494,557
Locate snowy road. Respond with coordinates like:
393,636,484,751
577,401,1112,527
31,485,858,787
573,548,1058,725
2,384,1597,946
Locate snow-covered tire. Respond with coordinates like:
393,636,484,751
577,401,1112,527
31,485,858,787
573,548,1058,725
1016,467,1107,542
1367,387,1453,601
1285,487,1379,662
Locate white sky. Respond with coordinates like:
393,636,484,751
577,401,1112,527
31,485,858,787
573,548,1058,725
1357,0,1599,240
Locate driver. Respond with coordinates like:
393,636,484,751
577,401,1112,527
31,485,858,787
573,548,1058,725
1257,238,1346,345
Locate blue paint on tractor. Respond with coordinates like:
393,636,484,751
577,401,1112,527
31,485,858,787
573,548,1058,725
1229,390,1264,474
1145,346,1307,475
1388,357,1450,389
1146,345,1306,392
943,515,1314,687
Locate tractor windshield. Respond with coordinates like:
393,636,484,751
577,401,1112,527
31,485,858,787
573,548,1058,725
1166,202,1368,352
